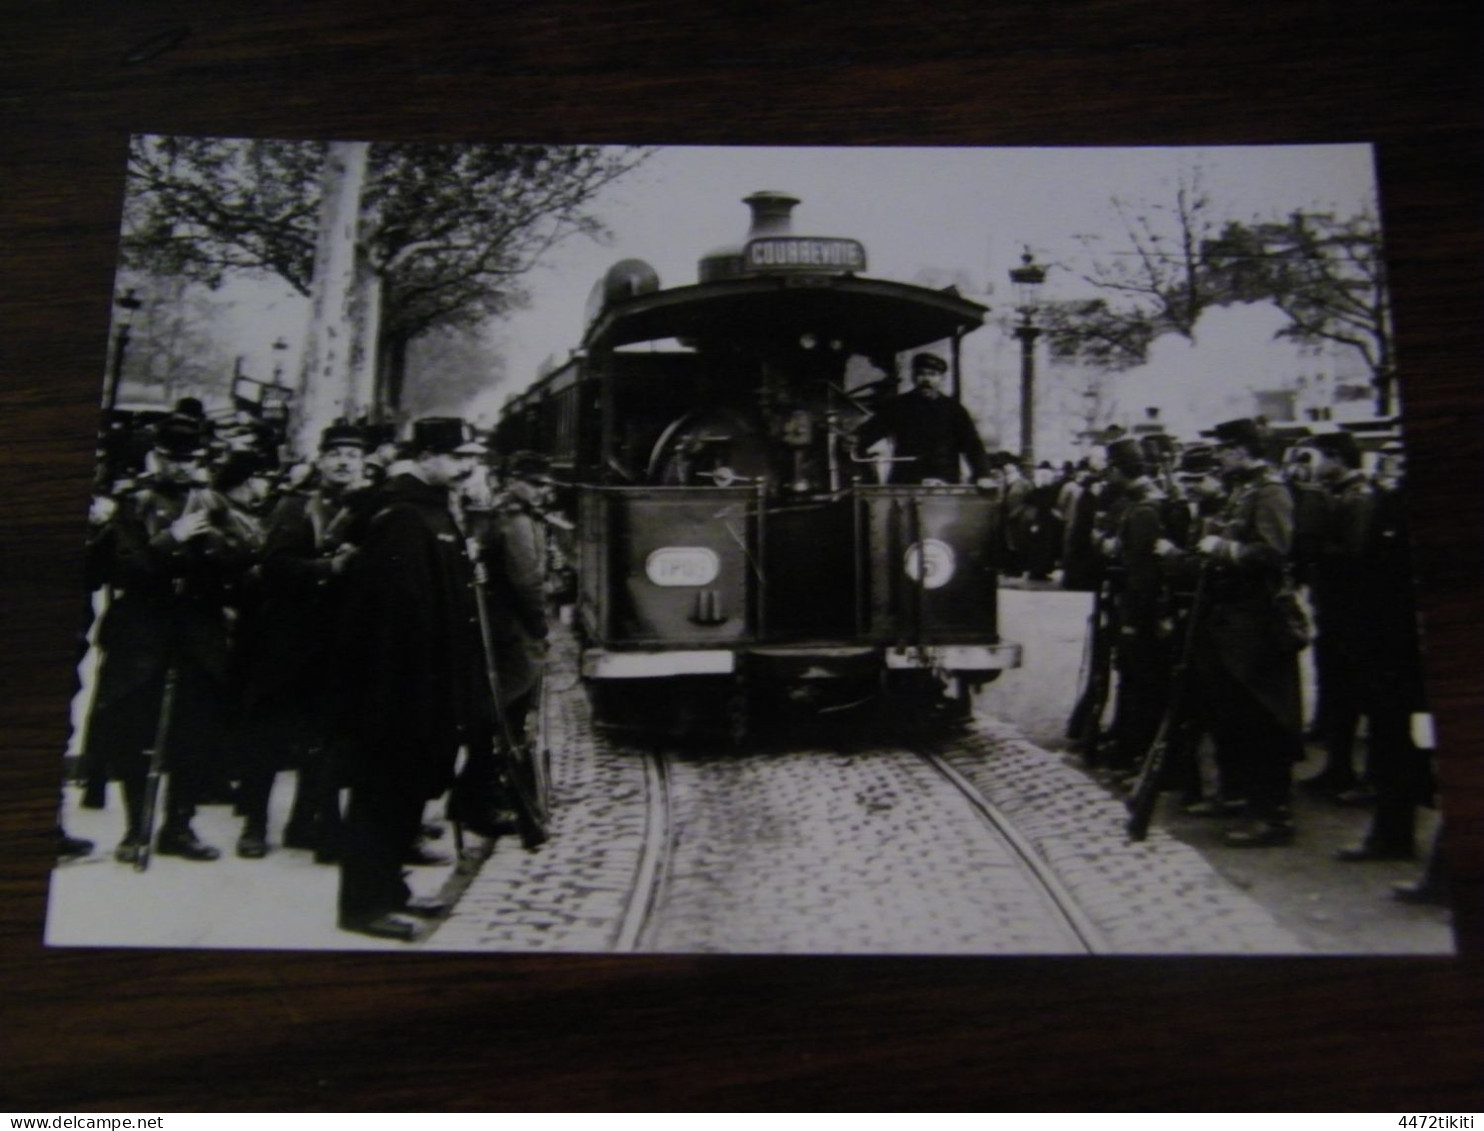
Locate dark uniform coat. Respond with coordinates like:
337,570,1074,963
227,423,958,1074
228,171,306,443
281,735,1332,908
1193,464,1304,815
238,488,362,768
853,389,991,484
332,473,480,802
333,471,485,925
1198,467,1302,732
478,496,550,710
1109,478,1172,767
84,485,257,781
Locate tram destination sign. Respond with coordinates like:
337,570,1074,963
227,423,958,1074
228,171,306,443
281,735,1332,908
744,236,866,274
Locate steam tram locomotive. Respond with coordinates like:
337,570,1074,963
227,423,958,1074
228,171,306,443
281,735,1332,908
495,191,1021,736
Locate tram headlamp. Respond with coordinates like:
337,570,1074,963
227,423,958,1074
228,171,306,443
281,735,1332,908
799,332,818,350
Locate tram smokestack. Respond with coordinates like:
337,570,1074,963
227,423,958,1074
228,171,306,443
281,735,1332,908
698,191,803,282
743,191,801,238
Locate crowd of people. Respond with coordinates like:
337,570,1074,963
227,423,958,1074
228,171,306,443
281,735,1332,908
1048,417,1443,903
65,402,562,940
844,352,1442,903
59,376,1447,943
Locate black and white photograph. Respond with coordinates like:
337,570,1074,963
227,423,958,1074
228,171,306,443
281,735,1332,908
45,138,1454,956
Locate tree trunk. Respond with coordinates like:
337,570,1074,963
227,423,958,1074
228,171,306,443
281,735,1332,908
380,330,410,416
294,141,368,454
348,256,382,422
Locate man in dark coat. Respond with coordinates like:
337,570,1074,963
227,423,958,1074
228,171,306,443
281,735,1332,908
850,353,994,486
1289,433,1364,797
450,451,554,835
1102,438,1171,773
1326,446,1433,862
1190,417,1305,847
333,417,486,941
234,423,367,861
84,413,259,863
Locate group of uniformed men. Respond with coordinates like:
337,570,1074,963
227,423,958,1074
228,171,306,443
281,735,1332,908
71,405,559,940
1064,417,1441,900
64,365,1446,937
853,355,1440,901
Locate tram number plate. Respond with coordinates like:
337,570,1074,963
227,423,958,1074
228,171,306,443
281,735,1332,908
903,539,956,589
645,546,721,587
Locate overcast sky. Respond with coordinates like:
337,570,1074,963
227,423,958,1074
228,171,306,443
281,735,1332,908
486,143,1380,412
122,142,1382,444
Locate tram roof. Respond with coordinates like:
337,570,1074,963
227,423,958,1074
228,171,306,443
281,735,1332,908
583,274,988,355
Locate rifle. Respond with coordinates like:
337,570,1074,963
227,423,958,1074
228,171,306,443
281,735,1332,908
468,549,551,851
1125,561,1209,841
133,664,179,872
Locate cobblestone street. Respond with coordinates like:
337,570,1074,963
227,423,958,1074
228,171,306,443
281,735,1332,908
432,667,1318,955
49,595,1455,956
429,612,1453,955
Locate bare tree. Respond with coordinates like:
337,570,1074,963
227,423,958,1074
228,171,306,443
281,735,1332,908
1076,164,1233,340
1203,210,1395,415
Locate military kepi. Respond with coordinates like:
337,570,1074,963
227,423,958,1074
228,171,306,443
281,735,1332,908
411,417,486,455
911,353,949,375
152,413,207,458
1211,417,1265,453
319,422,368,452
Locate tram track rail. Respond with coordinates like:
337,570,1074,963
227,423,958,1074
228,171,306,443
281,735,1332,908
912,737,1109,955
613,742,675,952
608,721,1110,955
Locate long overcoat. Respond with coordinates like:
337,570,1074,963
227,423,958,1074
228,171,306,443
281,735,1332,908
331,473,480,801
1195,467,1302,733
238,489,361,765
84,485,257,779
478,497,550,710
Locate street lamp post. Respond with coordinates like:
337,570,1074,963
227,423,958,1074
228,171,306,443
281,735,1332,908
1008,248,1046,467
103,288,143,414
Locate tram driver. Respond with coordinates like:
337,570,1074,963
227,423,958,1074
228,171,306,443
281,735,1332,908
849,353,995,488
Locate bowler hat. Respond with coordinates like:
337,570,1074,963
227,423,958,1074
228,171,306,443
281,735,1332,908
411,417,486,456
911,353,948,376
1211,417,1266,455
1105,437,1146,476
152,413,206,459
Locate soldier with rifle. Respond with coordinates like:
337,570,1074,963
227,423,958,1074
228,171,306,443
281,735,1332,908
84,412,258,865
1065,441,1129,762
1187,417,1305,848
1100,437,1173,778
450,451,555,845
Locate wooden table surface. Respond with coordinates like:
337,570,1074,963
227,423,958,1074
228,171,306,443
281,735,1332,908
3,0,1480,1111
